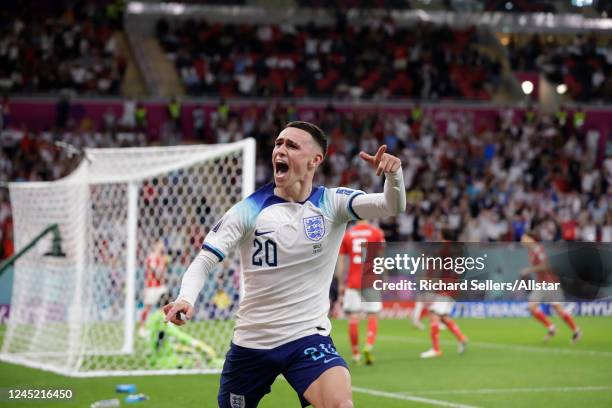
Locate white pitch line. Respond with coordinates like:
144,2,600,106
400,385,612,396
379,335,612,358
352,386,480,408
468,341,612,357
281,375,479,408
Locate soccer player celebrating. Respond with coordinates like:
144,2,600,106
337,220,385,365
164,121,406,408
520,231,582,343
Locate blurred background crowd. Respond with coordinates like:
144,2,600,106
1,0,611,261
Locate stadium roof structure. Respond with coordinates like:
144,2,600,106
126,1,612,33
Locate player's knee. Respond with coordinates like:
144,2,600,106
333,398,353,408
309,390,353,408
310,390,352,408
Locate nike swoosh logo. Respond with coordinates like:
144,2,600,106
323,357,340,364
254,230,274,236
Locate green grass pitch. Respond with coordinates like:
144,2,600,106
1,317,611,407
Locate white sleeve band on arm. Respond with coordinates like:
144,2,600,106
176,249,219,306
351,168,406,219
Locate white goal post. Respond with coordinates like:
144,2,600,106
1,139,255,377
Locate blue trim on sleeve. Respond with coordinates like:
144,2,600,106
347,192,365,220
202,243,225,262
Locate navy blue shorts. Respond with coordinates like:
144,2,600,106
218,334,348,408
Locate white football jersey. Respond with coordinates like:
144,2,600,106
203,183,364,349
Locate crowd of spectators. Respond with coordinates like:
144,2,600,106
157,16,501,100
2,99,611,261
0,98,148,260
0,1,126,95
228,102,611,244
506,33,612,103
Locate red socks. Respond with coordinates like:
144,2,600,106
430,321,440,352
350,315,378,355
367,315,378,347
559,310,578,332
531,309,553,328
443,317,466,342
419,307,429,321
349,317,359,356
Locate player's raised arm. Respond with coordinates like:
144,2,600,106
351,145,407,219
359,145,400,176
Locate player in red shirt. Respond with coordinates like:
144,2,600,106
138,239,169,335
336,220,385,365
420,231,468,359
521,231,582,343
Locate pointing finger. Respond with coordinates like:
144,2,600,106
359,151,375,165
373,145,387,164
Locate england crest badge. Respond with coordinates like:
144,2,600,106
303,215,325,241
230,393,245,408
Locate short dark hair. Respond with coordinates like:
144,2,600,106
284,121,328,157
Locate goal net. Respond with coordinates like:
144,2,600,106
1,139,255,377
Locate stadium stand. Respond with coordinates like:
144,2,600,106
156,17,502,99
2,100,611,260
0,1,126,95
505,33,612,102
1,3,612,404
1,1,611,261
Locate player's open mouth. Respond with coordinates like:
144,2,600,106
275,161,289,177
